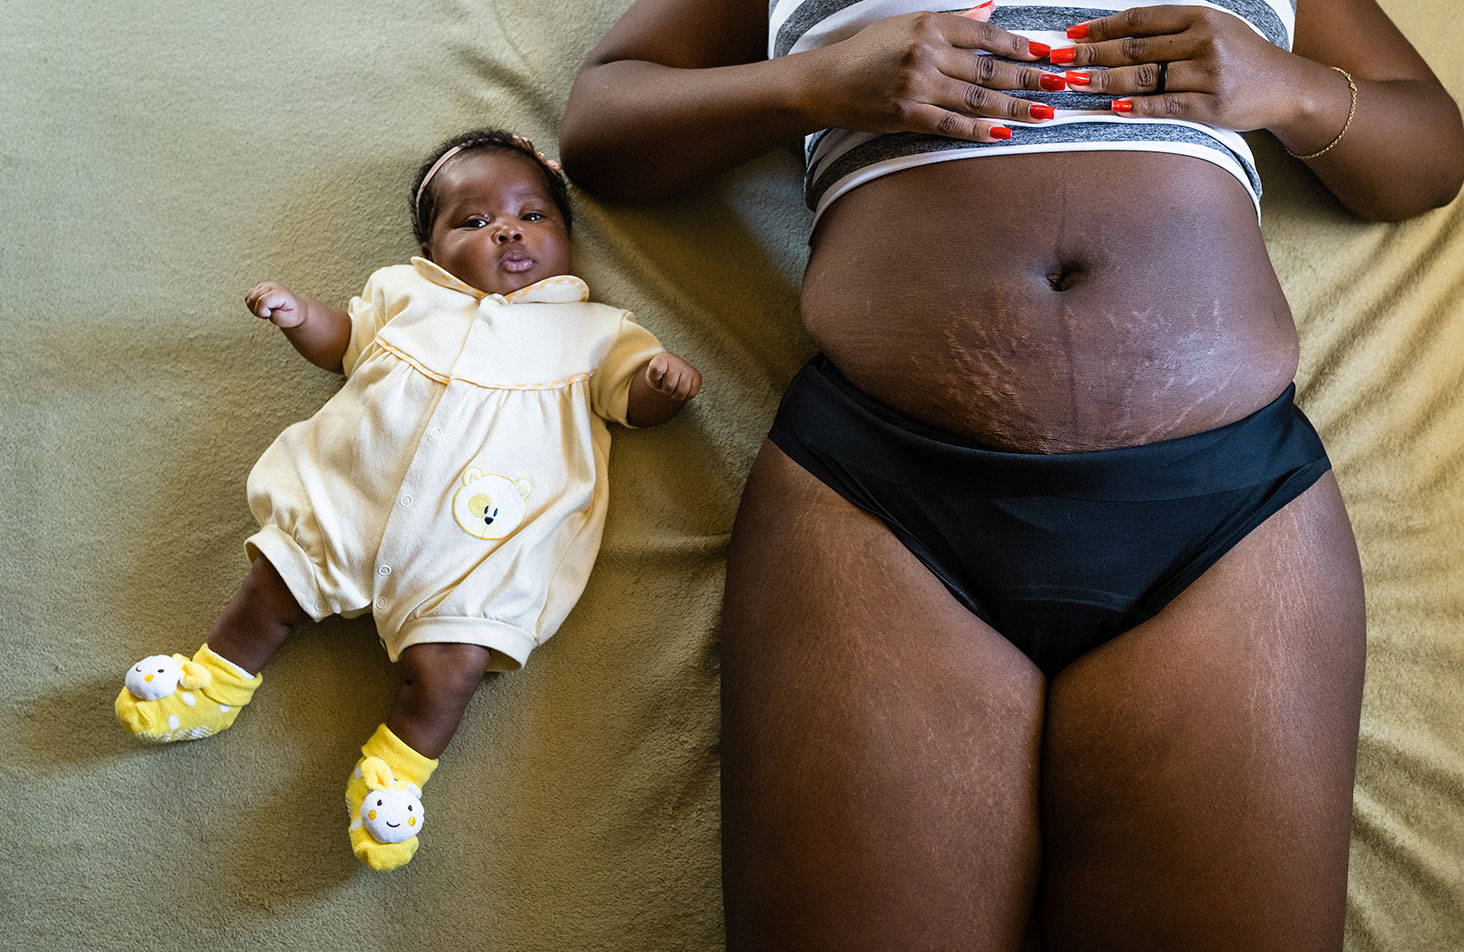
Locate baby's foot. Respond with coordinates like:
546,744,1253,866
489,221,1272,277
114,644,261,742
344,724,438,871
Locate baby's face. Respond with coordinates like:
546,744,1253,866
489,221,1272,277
422,150,572,297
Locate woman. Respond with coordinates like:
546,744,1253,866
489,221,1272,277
559,0,1462,947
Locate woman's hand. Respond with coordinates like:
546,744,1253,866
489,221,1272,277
800,6,1062,141
245,281,308,329
1056,5,1336,134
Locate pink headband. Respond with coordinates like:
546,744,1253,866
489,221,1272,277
413,138,565,213
414,144,468,212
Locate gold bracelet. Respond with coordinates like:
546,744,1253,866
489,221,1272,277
1285,66,1357,160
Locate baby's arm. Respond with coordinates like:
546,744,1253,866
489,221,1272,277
245,282,351,374
625,352,702,427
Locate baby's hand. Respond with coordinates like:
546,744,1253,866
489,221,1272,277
644,353,702,402
245,281,306,328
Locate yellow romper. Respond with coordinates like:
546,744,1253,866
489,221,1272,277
244,258,665,670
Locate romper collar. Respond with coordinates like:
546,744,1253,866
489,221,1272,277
411,256,590,303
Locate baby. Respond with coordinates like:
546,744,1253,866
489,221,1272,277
114,128,702,871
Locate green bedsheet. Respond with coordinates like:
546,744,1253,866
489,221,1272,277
5,1,1461,948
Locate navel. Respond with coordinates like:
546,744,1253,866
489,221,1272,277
1044,259,1089,292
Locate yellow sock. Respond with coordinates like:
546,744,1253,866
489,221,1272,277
344,724,438,871
115,644,262,743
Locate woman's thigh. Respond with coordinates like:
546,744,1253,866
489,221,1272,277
1039,472,1366,951
721,441,1046,952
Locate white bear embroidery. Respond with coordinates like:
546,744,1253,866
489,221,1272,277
452,467,532,540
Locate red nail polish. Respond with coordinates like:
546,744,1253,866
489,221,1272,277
1039,73,1067,91
1067,23,1090,39
959,2,993,18
1050,47,1077,65
1111,98,1133,113
1064,71,1091,86
990,126,1013,140
1027,41,1051,57
1029,103,1055,120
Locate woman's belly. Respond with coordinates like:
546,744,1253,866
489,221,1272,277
801,151,1299,452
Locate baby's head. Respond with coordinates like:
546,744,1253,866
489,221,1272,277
411,129,573,296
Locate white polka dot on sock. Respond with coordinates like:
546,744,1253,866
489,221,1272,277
168,715,180,731
181,692,196,707
219,704,231,712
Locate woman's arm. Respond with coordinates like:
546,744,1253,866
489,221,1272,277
558,0,812,202
559,0,1052,202
1287,0,1464,220
1063,0,1464,221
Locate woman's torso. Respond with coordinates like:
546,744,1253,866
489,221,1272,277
802,152,1298,453
784,0,1300,452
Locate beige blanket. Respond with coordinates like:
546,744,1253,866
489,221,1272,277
4,0,1460,948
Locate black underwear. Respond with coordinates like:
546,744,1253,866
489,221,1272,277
769,355,1332,678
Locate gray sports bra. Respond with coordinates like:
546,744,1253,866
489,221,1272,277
769,0,1297,223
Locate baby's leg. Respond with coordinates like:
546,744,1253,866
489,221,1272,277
115,557,308,742
206,556,312,673
385,643,494,758
346,643,492,871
